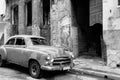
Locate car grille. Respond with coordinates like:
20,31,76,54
52,57,71,66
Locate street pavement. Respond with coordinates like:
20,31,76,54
0,63,109,80
72,56,120,80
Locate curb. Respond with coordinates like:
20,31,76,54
71,68,120,80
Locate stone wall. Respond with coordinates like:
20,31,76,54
104,29,120,67
4,0,13,42
103,0,120,67
50,0,73,52
104,17,120,67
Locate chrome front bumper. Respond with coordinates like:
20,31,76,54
41,63,74,71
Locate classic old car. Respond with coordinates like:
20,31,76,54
0,35,74,78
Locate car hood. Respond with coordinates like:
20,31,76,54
28,45,70,57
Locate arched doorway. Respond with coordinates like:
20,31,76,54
71,0,104,58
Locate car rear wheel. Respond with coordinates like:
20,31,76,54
29,60,42,78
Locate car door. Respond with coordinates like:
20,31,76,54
13,37,26,65
5,37,16,63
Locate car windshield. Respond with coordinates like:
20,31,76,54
30,37,47,45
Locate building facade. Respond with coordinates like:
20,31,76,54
4,0,120,67
4,0,50,44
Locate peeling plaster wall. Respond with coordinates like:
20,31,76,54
50,0,74,54
4,0,19,42
103,0,120,67
32,0,42,36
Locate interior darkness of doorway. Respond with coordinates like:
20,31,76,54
71,0,103,58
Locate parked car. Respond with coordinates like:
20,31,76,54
0,35,74,78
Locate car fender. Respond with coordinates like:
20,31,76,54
29,52,46,67
0,46,7,60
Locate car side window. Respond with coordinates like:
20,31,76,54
15,38,25,45
6,38,15,45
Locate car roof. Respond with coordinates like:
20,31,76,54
8,35,45,39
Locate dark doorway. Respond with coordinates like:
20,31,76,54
88,23,103,57
71,0,103,58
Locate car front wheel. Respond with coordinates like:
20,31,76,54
29,60,42,78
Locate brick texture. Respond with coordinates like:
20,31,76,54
90,0,102,26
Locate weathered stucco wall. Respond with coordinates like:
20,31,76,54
103,0,120,67
32,0,42,36
4,0,18,43
50,0,74,54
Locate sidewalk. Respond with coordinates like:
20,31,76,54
71,56,120,80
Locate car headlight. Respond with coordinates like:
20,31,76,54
71,54,74,58
46,56,51,61
45,56,53,66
